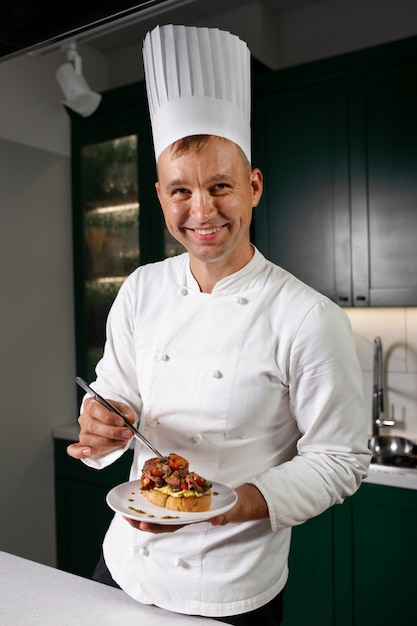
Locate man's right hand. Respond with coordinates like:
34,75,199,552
66,397,134,460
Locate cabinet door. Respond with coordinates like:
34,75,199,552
349,62,417,306
71,83,166,383
349,483,417,625
80,134,141,379
54,439,133,578
55,477,113,578
253,80,352,305
282,508,335,626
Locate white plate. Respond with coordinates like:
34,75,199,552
106,480,237,525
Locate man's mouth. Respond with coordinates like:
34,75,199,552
193,226,223,235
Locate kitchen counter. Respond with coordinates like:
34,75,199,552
53,423,85,441
0,551,225,625
53,424,417,491
364,462,417,491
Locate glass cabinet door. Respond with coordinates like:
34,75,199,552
81,134,139,378
71,82,187,386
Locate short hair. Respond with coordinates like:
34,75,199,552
167,135,252,175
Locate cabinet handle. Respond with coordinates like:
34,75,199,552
355,295,366,301
338,296,349,302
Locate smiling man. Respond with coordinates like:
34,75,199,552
67,24,371,625
155,135,263,293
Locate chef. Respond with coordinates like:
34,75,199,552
67,24,371,625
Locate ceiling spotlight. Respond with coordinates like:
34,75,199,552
56,41,101,117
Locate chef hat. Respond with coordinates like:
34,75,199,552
142,24,251,162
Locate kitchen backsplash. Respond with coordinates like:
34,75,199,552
345,307,417,442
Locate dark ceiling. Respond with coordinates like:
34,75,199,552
0,0,169,60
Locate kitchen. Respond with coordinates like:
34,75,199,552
1,1,417,624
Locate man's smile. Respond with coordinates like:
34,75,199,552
192,226,224,235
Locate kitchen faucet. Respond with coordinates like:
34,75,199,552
372,336,395,436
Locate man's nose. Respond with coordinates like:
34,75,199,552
189,192,216,220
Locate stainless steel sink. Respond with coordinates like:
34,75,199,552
369,435,416,465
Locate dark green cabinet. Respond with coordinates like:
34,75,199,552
282,508,335,625
283,483,417,626
70,82,185,386
54,438,133,578
70,83,159,384
349,62,417,305
253,79,351,305
253,38,417,307
348,484,417,625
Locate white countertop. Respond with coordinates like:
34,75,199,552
364,462,417,491
53,424,417,491
0,552,225,626
53,423,84,441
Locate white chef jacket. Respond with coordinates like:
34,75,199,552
83,247,370,618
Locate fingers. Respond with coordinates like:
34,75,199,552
66,440,126,460
209,515,226,526
71,397,135,457
78,411,131,446
67,441,98,460
109,400,136,426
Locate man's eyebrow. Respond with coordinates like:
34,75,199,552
210,173,236,183
164,173,236,192
164,179,186,192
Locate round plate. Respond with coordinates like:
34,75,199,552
106,480,237,525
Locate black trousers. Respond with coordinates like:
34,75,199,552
92,552,284,625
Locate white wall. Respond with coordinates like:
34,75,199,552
0,138,74,564
104,0,417,87
347,309,417,441
280,0,417,69
0,47,107,566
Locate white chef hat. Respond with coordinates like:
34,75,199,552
142,24,251,162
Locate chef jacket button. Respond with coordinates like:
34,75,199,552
172,557,185,568
236,296,248,305
139,547,149,557
212,369,223,379
160,353,169,361
192,434,202,444
149,419,158,428
180,287,188,296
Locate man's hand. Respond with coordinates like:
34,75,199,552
67,397,135,460
210,483,269,525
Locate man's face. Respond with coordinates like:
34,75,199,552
155,137,263,274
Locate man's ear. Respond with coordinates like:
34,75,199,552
155,181,161,201
251,168,263,208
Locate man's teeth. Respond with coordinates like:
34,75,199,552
194,227,222,235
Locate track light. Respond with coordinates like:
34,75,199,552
56,42,101,117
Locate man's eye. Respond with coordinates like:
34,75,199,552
212,183,229,192
173,188,189,195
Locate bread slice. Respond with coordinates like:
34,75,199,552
166,492,211,512
142,488,211,512
142,488,169,508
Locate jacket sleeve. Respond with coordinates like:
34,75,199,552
250,298,371,531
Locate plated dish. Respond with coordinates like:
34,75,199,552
106,479,237,525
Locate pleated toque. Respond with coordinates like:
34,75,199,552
142,24,251,162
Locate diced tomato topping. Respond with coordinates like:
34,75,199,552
191,473,206,486
168,453,189,471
